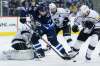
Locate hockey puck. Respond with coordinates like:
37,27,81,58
73,60,77,62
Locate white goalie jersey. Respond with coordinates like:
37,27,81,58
51,8,70,28
1,22,34,60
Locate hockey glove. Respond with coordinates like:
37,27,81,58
72,25,79,33
83,21,95,29
43,23,55,30
63,17,70,27
63,17,69,23
20,17,26,24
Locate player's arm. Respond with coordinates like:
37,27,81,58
72,16,81,33
19,6,29,24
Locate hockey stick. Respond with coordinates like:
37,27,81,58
25,21,51,50
41,38,67,59
25,23,70,60
24,23,41,60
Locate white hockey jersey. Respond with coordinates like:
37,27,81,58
12,20,33,47
74,9,100,29
51,8,70,28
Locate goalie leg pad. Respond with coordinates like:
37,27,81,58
3,49,34,60
12,43,28,50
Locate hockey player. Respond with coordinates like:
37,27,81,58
49,3,72,44
11,25,31,50
7,1,45,59
20,4,69,59
19,2,46,58
20,2,71,60
68,5,100,60
2,1,44,60
2,24,35,60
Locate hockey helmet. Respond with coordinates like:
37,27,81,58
49,3,57,13
37,3,49,16
79,5,90,16
38,2,49,12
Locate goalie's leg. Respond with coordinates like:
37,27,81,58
4,38,34,60
12,38,29,50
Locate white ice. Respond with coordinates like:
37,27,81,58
0,34,100,66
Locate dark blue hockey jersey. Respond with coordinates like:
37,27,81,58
20,5,52,25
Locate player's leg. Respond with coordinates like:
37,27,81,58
46,29,71,60
63,24,72,43
98,32,100,56
86,30,99,60
12,39,28,50
31,32,45,58
68,29,90,58
63,17,72,44
3,31,34,60
55,26,61,35
11,30,30,50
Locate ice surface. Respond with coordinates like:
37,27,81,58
0,34,100,66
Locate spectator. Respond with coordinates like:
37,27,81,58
2,0,9,16
9,0,20,16
84,0,94,9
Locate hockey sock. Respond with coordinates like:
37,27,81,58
33,43,42,50
55,44,67,55
64,36,72,43
73,40,84,50
33,43,45,57
86,44,95,60
86,34,98,60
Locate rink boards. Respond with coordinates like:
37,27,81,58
0,17,79,36
0,17,18,36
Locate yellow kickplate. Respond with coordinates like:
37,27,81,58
0,32,16,36
58,30,79,35
0,30,79,36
